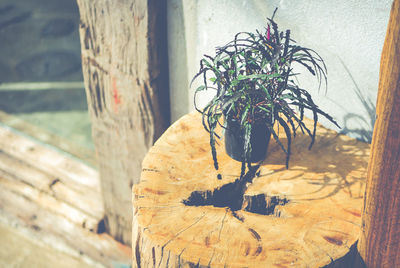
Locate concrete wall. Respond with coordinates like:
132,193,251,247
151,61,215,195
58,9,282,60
168,0,392,142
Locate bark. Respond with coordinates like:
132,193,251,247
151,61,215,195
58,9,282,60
77,0,169,245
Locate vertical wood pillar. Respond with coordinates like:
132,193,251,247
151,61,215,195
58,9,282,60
77,0,169,245
358,0,400,266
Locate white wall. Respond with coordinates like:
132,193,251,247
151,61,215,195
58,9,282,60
168,0,392,142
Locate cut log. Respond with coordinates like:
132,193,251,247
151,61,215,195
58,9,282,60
77,0,170,245
358,0,400,266
132,112,370,267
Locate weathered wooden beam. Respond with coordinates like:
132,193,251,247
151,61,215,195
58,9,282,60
77,0,169,245
0,125,131,266
0,180,131,267
0,110,96,166
358,0,400,266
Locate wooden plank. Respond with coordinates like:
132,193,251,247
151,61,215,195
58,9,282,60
0,169,100,231
0,183,131,267
0,125,99,191
0,148,103,221
0,110,96,167
0,123,130,266
77,0,170,245
358,0,400,266
0,221,94,268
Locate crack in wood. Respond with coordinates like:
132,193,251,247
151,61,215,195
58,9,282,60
177,248,186,268
135,230,142,268
218,210,228,241
183,165,290,217
165,250,170,267
152,247,156,267
162,213,206,248
49,178,60,189
85,57,109,75
142,168,160,173
157,245,164,268
248,228,263,256
231,210,244,222
208,248,216,267
182,166,259,211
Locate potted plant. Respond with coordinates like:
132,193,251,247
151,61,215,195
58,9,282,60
191,9,340,179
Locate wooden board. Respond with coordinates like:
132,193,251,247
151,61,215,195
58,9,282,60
0,125,132,267
0,110,96,167
0,221,91,268
0,184,131,267
0,125,102,225
132,112,370,267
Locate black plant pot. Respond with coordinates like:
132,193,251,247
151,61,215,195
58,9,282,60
224,117,272,163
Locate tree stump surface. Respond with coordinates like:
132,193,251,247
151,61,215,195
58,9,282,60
132,112,370,268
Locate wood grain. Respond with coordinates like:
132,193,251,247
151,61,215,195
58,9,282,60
358,0,400,266
77,0,169,245
0,221,91,268
0,110,96,167
0,126,131,267
0,184,131,267
0,126,102,225
132,112,370,267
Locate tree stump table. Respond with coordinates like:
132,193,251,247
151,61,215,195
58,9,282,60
132,112,370,267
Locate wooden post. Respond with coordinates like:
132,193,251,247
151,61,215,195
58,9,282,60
77,0,169,245
358,0,400,266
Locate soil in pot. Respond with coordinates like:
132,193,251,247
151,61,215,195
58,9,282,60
224,117,272,163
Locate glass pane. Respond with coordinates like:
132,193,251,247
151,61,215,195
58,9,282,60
0,0,94,166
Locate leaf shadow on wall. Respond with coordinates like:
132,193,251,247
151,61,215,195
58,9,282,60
335,57,376,143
